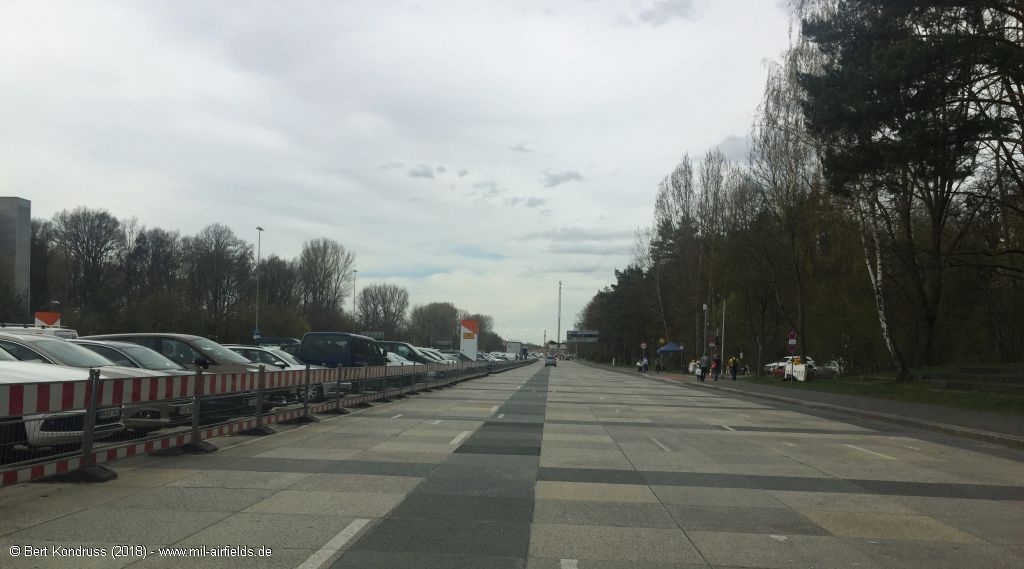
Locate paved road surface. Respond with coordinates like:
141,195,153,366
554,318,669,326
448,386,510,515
1,362,1022,568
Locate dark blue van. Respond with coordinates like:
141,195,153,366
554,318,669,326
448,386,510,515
296,332,386,368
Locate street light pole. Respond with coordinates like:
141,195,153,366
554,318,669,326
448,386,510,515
702,303,708,357
721,296,726,362
352,269,358,316
255,226,264,341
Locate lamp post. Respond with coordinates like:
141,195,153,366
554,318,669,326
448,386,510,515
255,226,265,341
352,269,358,315
719,295,726,362
702,302,708,357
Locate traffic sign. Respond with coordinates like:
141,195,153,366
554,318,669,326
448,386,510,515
788,344,797,354
640,342,647,349
788,339,797,345
252,328,261,339
788,330,798,340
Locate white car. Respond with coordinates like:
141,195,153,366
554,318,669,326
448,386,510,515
0,361,125,462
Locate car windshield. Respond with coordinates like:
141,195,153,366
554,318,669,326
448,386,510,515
191,338,254,364
121,345,187,371
0,348,15,361
33,337,117,368
267,348,302,366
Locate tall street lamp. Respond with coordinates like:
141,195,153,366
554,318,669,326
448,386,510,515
255,226,265,341
352,268,358,316
702,302,708,357
719,295,726,362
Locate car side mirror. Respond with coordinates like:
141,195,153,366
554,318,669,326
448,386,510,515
193,356,210,369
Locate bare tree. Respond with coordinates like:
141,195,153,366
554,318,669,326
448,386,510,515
298,238,355,328
357,283,410,338
181,224,251,339
50,207,122,310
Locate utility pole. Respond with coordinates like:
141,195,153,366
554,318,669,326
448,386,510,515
702,303,708,357
255,226,264,342
352,269,358,316
557,280,562,353
721,296,726,362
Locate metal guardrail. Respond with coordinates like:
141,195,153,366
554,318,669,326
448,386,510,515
0,359,534,486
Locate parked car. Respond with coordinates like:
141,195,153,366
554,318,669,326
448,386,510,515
225,344,325,402
0,323,79,339
0,333,193,431
296,332,387,368
71,339,188,374
440,350,473,362
376,341,434,364
81,333,266,419
0,361,125,463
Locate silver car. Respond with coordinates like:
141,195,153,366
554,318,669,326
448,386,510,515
0,333,191,432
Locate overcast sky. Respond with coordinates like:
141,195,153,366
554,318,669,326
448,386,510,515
1,0,792,345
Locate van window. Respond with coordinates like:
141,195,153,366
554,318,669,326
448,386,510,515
305,335,348,356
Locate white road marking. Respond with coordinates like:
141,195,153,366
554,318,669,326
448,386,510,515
906,446,921,451
844,444,897,460
560,560,579,569
390,414,403,419
783,442,797,447
449,430,472,446
598,395,606,400
498,414,505,418
650,437,671,452
615,409,622,413
721,424,736,431
769,535,788,542
430,420,441,425
489,405,499,413
296,518,370,569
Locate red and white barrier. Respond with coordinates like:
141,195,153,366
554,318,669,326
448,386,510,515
0,359,529,488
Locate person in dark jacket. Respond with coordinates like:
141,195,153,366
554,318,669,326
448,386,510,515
711,356,722,382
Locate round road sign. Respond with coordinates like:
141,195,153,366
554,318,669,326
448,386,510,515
788,330,798,340
641,342,647,349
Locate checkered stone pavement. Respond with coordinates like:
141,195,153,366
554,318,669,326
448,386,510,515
1,362,1022,568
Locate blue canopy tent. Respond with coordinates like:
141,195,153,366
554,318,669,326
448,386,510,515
656,342,685,372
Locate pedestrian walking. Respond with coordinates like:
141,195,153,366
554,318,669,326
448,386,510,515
729,356,738,381
698,353,708,383
711,356,721,382
641,355,649,373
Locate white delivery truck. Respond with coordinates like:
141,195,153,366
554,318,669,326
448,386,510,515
506,341,523,360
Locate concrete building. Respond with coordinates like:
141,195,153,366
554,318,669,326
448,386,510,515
0,196,31,316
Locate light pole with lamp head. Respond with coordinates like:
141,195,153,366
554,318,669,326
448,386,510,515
352,269,358,316
255,226,265,342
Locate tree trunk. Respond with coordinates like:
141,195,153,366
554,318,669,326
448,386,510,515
861,197,911,381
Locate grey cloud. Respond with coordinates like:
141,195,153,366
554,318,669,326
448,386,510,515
436,165,447,174
541,170,583,187
472,180,507,198
520,261,608,277
715,134,751,163
458,169,469,177
634,0,699,26
378,161,404,170
521,227,635,241
509,143,533,153
407,164,435,178
501,196,547,208
549,242,632,255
